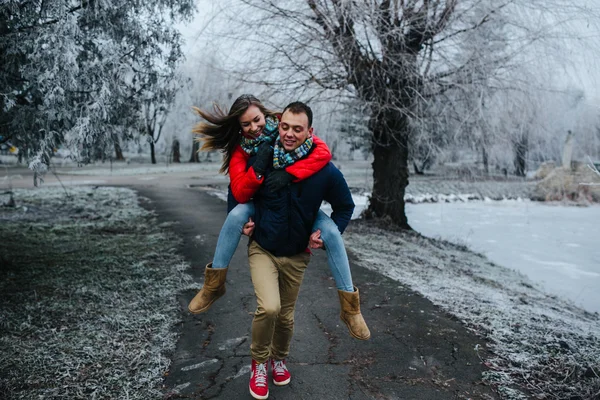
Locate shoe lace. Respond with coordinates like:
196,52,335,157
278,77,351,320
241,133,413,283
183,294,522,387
273,360,287,375
254,362,268,386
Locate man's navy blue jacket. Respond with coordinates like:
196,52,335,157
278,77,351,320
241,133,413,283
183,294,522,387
227,154,354,257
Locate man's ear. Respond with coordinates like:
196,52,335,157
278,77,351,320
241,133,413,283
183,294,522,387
308,127,314,136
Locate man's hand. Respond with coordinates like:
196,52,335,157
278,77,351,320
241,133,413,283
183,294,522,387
265,170,294,192
242,217,255,236
252,142,273,176
309,229,324,249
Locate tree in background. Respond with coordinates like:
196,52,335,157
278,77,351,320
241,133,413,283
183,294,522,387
220,0,599,227
0,0,194,175
227,0,470,227
338,101,372,161
140,76,180,164
160,53,243,164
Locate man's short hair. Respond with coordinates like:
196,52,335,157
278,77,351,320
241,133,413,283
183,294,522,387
282,101,313,127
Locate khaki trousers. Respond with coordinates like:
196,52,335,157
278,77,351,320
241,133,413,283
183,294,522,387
248,240,310,363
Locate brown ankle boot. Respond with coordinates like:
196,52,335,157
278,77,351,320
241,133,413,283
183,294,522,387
188,263,228,314
338,286,371,340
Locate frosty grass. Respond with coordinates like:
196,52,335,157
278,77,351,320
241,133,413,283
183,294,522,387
344,221,600,399
0,186,194,399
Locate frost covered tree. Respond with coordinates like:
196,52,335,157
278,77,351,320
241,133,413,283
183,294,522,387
160,53,243,163
216,0,600,227
223,0,467,227
140,74,181,164
216,0,598,227
0,0,194,175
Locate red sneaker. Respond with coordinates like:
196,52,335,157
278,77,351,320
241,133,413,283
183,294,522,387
249,359,269,399
271,359,291,386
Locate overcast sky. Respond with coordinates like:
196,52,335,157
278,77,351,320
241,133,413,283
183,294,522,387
177,0,600,105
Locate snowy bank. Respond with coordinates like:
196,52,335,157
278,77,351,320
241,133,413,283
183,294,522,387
344,221,600,399
57,162,220,176
404,176,535,203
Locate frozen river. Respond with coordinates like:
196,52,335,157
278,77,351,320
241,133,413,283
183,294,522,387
406,201,600,313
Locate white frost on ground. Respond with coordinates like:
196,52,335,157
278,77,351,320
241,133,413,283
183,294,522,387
1,185,149,223
0,186,194,400
404,193,524,203
0,155,19,164
343,224,600,399
58,163,220,176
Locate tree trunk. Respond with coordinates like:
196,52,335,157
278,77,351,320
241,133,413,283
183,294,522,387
562,130,574,169
482,145,489,175
329,140,338,161
189,139,201,162
366,113,411,229
111,132,125,161
172,139,181,163
114,141,124,161
413,160,423,175
150,142,156,164
420,158,432,172
513,135,528,177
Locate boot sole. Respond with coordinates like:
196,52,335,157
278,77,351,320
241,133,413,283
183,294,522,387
340,315,371,340
188,290,225,314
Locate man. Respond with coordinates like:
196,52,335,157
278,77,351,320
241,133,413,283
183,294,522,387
243,102,356,399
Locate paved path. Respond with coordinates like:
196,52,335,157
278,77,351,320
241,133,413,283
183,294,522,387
6,166,498,399
137,186,498,400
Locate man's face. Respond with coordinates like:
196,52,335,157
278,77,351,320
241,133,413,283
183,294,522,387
278,111,313,152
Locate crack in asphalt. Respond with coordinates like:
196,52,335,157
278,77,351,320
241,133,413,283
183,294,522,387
312,311,339,363
386,327,410,348
232,336,248,357
240,294,253,314
197,357,225,399
346,353,381,400
446,338,459,365
201,322,216,351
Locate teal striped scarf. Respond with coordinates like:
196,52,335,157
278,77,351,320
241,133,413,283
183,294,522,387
272,136,314,169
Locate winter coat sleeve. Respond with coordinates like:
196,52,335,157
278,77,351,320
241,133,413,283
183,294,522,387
229,145,264,204
285,135,332,181
323,166,354,234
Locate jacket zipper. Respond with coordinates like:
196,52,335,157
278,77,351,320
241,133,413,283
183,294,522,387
287,189,292,241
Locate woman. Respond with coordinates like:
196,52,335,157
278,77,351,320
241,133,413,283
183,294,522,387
187,94,369,340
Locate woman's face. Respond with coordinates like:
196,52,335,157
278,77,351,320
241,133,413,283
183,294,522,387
239,105,266,138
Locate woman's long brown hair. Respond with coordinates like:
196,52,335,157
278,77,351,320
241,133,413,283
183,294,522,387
192,94,276,174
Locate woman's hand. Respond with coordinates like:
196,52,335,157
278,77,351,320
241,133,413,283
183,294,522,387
242,217,255,236
265,170,294,192
309,229,324,249
252,142,273,176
